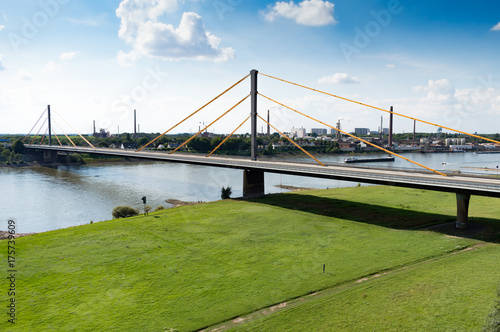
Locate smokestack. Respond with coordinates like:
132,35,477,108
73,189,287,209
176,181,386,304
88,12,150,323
93,120,96,135
267,110,270,136
134,109,137,138
389,106,393,149
413,120,416,140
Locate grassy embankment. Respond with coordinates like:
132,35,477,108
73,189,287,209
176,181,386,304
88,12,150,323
1,186,499,331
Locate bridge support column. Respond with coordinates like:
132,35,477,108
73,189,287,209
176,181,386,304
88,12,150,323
243,170,264,199
250,69,258,161
456,192,471,229
43,150,57,162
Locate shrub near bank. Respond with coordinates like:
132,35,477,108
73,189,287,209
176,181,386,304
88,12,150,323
112,206,139,218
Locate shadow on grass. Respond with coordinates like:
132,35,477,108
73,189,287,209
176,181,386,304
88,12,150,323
249,193,500,244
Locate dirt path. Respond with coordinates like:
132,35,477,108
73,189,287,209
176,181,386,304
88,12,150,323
197,243,487,332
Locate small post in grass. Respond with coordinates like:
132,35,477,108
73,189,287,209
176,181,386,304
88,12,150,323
141,196,147,215
323,264,325,273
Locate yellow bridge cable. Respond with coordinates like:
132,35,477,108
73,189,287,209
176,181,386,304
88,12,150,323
30,117,48,145
24,107,47,143
170,94,251,155
52,110,96,149
259,72,500,145
52,118,77,148
206,115,250,157
39,128,48,145
51,129,63,146
260,93,447,177
257,114,325,167
137,74,251,152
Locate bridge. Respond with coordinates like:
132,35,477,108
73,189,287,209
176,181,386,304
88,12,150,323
22,70,500,229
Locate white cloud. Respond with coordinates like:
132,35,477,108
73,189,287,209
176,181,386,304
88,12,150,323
42,61,57,74
16,69,33,81
319,73,360,84
116,0,181,43
116,0,234,64
0,25,5,32
386,64,395,70
60,51,79,61
0,55,5,71
413,78,455,104
491,22,500,31
264,0,336,26
410,78,500,129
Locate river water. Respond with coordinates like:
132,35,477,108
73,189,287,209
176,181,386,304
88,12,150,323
2,152,499,233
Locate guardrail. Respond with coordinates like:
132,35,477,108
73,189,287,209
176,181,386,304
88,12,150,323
25,145,500,194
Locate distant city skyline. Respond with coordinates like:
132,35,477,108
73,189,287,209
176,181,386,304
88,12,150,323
1,1,500,135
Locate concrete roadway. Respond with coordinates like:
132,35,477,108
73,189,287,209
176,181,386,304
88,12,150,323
25,145,500,198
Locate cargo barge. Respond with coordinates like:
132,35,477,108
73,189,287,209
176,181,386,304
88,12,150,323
343,156,395,163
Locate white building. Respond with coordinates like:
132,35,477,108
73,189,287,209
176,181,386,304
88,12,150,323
290,127,306,138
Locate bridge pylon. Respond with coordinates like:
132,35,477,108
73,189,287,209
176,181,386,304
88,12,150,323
244,69,265,198
456,192,471,229
48,105,52,146
250,69,258,161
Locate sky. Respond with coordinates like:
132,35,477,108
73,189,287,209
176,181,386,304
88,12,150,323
1,0,500,136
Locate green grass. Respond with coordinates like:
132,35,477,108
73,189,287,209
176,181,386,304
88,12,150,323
230,244,500,331
1,186,499,331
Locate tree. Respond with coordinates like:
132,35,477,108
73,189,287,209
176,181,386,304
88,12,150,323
138,137,149,147
211,136,223,149
263,143,275,155
1,149,11,161
221,186,232,199
188,137,211,151
11,140,25,154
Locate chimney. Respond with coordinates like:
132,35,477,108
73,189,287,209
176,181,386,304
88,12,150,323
134,109,137,138
267,110,270,136
389,106,393,149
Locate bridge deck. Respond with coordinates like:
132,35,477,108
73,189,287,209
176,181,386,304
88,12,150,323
26,145,500,198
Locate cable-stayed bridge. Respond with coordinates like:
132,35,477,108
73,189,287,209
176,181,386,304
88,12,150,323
22,70,500,229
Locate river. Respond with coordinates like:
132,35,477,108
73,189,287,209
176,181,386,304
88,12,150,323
2,151,499,233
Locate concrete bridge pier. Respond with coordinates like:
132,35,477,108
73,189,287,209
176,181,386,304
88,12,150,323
41,150,58,164
243,170,264,199
456,192,471,229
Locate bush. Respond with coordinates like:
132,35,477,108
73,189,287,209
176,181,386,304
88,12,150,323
221,186,232,199
112,206,139,219
69,153,84,164
154,206,165,212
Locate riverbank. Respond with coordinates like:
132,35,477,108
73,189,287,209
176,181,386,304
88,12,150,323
1,186,499,331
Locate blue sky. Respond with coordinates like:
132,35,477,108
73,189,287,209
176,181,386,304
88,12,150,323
1,0,499,135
